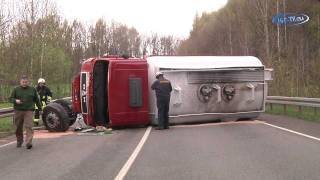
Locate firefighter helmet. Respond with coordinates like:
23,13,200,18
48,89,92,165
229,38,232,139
155,72,163,78
38,78,45,84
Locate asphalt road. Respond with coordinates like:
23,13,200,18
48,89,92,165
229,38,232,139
0,115,319,180
0,128,146,180
259,113,320,138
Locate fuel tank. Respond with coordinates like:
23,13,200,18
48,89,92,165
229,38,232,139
147,56,272,124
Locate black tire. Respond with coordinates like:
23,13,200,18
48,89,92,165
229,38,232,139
53,99,76,126
42,102,70,132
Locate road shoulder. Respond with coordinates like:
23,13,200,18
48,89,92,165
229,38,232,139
258,113,320,138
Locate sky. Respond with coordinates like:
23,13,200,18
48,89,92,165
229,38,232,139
53,0,228,37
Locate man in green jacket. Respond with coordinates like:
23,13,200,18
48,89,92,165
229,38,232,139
9,75,41,149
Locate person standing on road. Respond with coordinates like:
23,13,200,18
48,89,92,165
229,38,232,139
151,72,172,130
9,75,41,149
34,78,52,126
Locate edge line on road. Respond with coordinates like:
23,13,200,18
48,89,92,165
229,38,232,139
0,141,16,149
174,120,262,128
262,122,320,142
114,126,152,180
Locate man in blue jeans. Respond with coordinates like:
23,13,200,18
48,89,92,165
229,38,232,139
151,72,172,130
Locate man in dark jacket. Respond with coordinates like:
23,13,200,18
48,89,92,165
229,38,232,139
34,78,52,126
9,75,41,149
151,72,172,130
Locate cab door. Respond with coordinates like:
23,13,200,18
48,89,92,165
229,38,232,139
108,60,149,127
72,74,81,113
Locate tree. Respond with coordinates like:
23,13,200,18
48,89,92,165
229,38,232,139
178,0,320,97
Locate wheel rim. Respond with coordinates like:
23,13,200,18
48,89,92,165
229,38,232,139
46,112,60,129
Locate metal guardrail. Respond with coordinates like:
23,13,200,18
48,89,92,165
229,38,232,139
0,97,71,119
0,108,14,118
1,96,319,118
266,96,320,115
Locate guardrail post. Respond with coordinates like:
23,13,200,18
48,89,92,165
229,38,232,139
298,106,302,113
284,104,287,114
270,103,273,111
314,107,317,116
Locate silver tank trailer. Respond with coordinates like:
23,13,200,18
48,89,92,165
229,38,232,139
147,56,272,124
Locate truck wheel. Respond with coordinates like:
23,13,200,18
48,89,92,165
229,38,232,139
53,99,76,126
42,102,70,132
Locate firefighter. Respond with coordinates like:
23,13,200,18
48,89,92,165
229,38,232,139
34,78,52,126
151,72,172,130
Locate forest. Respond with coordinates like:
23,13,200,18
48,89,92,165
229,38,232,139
0,0,181,101
0,0,319,102
178,0,320,97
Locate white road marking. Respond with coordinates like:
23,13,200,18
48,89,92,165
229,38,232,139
114,126,152,180
174,120,262,128
263,122,320,142
0,141,16,148
174,120,320,142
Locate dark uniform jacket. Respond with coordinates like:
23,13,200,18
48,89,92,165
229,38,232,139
36,85,52,103
151,78,172,98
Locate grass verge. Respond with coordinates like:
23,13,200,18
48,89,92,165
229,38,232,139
0,117,14,138
265,104,320,122
0,103,12,109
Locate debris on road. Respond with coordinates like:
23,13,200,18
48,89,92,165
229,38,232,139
76,126,112,136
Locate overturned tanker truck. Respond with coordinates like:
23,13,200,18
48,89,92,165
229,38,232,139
42,56,272,132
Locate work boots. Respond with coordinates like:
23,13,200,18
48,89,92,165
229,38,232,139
34,122,39,126
16,142,22,148
26,144,32,149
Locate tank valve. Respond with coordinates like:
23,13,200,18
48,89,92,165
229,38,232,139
246,83,255,102
197,84,213,103
222,85,236,102
212,85,221,103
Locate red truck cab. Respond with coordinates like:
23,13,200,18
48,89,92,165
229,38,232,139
72,56,149,128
